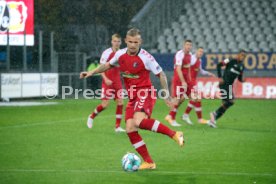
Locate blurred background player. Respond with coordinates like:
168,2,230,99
87,34,125,133
182,47,215,125
165,40,193,127
80,28,184,170
208,50,247,128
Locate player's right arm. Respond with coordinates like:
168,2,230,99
80,49,121,79
175,51,187,87
100,49,113,85
80,63,112,79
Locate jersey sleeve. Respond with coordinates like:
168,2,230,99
190,55,197,66
199,61,209,75
222,58,230,65
145,53,163,75
175,51,184,66
109,51,120,66
100,50,109,64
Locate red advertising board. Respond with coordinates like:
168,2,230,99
0,0,34,46
196,77,276,99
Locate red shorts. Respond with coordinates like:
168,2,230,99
101,81,123,100
171,79,192,98
125,89,156,121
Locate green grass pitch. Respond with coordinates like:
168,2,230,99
0,99,275,184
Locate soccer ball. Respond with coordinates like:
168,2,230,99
121,153,141,172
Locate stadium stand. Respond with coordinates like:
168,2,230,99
130,0,276,53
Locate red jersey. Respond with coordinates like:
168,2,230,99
109,48,162,96
173,50,192,83
190,56,201,80
100,48,121,83
190,54,209,82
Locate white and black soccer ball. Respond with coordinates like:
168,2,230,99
121,153,141,172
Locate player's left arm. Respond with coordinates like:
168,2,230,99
158,71,175,108
158,71,171,99
238,67,245,82
199,63,215,77
145,54,174,108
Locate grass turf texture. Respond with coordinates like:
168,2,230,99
0,99,275,184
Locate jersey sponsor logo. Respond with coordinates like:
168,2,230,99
121,72,139,79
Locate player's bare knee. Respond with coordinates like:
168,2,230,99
133,112,147,127
126,119,137,133
116,99,123,106
101,100,109,108
194,98,200,102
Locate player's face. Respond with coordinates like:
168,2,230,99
238,52,246,61
111,37,121,50
183,42,192,53
125,35,142,55
197,48,204,58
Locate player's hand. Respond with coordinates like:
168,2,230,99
80,72,88,79
218,78,224,84
104,79,113,86
80,71,93,79
181,81,187,88
165,96,175,109
209,73,216,77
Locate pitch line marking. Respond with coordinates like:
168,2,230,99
0,115,115,130
0,169,273,177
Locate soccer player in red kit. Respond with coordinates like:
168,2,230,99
87,34,125,133
165,40,193,127
182,47,215,125
80,28,184,170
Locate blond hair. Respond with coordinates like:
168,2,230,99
112,33,121,40
126,28,141,37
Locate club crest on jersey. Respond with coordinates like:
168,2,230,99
133,62,138,68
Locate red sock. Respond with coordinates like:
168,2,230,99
127,131,153,163
139,119,176,138
194,101,202,119
169,105,178,120
90,104,105,119
115,105,123,128
184,100,195,115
